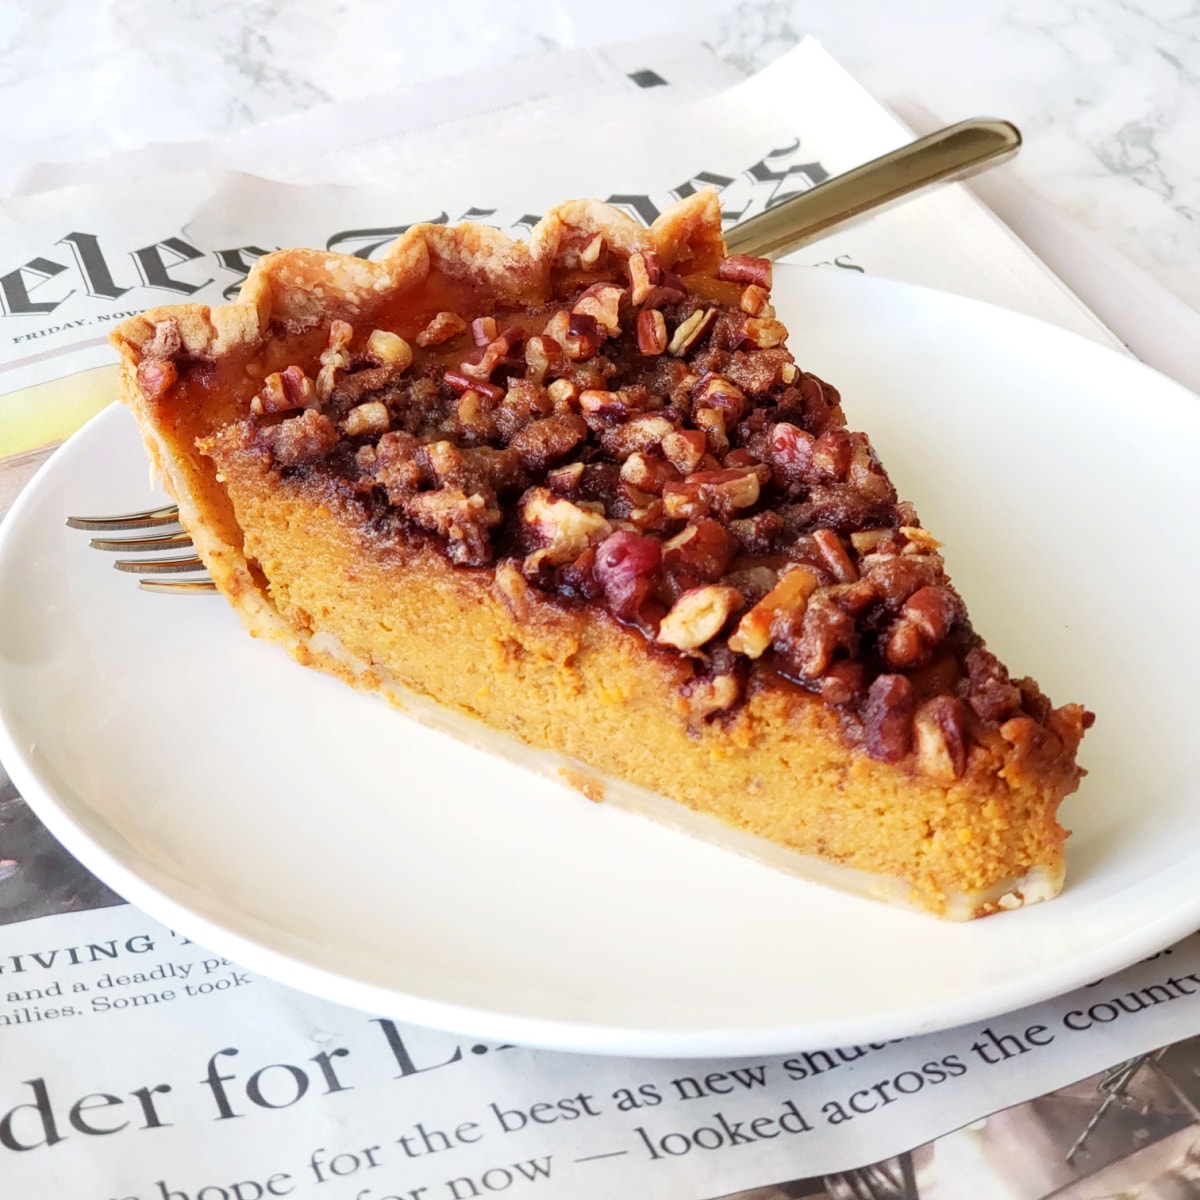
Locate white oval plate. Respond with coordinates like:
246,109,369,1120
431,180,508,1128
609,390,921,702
2,268,1198,1059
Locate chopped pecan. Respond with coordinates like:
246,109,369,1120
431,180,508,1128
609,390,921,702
777,589,858,679
718,254,773,289
999,715,1065,773
739,317,787,349
546,461,584,495
728,566,820,658
252,366,319,416
694,408,729,455
579,232,604,268
508,414,588,470
365,329,413,370
738,284,773,317
812,528,858,582
593,530,662,622
767,421,816,494
964,646,1023,723
663,465,769,520
627,250,658,305
403,488,498,565
850,528,890,554
573,283,625,338
619,451,681,495
564,312,603,360
662,519,733,588
859,550,944,610
811,429,854,481
525,336,565,385
445,370,504,402
637,309,668,355
467,327,525,378
471,316,499,346
136,359,177,400
820,660,865,706
914,696,968,779
657,585,743,651
520,487,613,572
546,377,579,410
668,308,716,356
600,414,674,460
884,585,960,668
416,311,468,347
340,400,390,437
662,428,707,474
863,674,916,763
264,409,338,466
692,374,748,422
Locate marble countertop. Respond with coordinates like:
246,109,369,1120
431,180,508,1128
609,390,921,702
0,0,1195,312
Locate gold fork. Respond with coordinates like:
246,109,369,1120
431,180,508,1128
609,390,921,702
65,117,1021,593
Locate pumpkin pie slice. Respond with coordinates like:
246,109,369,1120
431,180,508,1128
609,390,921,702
110,193,1091,919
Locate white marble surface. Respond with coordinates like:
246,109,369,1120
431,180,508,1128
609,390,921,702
0,0,1195,313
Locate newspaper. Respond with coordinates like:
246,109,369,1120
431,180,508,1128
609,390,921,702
2,36,1198,1200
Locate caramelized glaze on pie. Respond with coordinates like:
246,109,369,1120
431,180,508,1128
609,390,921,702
110,193,1092,918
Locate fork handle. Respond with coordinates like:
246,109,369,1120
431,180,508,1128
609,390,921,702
724,118,1021,261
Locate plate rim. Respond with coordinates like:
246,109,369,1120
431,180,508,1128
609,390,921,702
2,266,1199,1058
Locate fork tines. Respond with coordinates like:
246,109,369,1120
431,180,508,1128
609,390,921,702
66,504,181,531
68,503,218,593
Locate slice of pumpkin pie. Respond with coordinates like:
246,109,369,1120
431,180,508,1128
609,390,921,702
110,193,1091,919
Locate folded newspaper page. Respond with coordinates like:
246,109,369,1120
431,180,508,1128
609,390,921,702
2,37,1192,1200
1,901,1199,1198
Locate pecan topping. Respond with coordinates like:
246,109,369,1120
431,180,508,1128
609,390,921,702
234,247,1084,780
